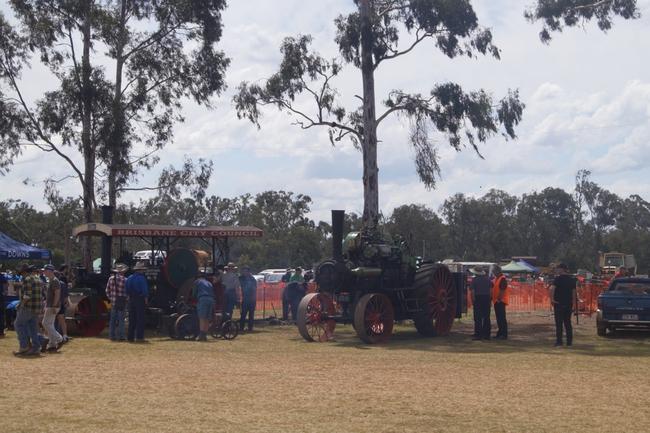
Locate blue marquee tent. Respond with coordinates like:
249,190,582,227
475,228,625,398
0,231,51,261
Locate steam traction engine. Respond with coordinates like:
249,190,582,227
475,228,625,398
297,210,466,343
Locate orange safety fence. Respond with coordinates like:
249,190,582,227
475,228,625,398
467,278,610,315
255,281,317,317
255,278,611,317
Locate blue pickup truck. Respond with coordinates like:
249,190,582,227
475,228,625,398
597,277,650,336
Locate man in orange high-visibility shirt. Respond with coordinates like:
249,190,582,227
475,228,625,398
492,265,509,340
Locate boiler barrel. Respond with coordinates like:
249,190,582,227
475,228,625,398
64,294,109,337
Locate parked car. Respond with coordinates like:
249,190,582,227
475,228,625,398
597,277,650,336
259,268,289,284
133,250,167,265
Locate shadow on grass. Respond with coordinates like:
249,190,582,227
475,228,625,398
321,321,650,358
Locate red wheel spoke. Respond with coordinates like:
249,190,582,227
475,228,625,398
298,293,336,342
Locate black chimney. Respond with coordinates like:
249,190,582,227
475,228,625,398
331,210,344,262
101,205,113,276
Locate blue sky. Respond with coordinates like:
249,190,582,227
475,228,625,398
2,0,650,223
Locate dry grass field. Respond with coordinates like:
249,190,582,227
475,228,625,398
1,313,650,433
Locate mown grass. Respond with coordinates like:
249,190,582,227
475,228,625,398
1,313,649,433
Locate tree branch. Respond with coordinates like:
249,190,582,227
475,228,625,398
122,15,181,61
2,54,88,198
376,105,403,125
572,0,616,11
264,97,360,138
376,30,434,66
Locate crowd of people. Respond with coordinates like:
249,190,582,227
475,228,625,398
5,263,72,357
2,256,589,354
469,262,577,346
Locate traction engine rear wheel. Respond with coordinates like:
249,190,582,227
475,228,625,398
413,264,456,337
354,293,394,344
297,293,336,342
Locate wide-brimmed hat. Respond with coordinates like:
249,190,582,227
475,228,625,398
112,263,129,273
132,262,148,271
470,266,486,276
42,264,56,271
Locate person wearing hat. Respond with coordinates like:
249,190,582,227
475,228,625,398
238,266,257,332
106,263,129,341
469,266,492,341
126,262,149,342
221,262,241,319
42,264,63,352
192,271,215,341
13,264,43,356
549,263,576,347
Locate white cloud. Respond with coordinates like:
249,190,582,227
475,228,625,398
2,0,650,223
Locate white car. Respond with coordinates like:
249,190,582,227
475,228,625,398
133,250,167,264
260,268,290,284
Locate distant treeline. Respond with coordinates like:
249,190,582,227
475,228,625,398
1,171,649,273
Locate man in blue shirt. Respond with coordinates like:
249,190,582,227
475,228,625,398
192,273,215,341
469,266,492,341
126,262,149,343
239,266,257,332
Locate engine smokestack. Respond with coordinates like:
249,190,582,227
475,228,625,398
332,210,345,262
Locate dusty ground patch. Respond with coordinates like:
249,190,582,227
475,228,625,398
1,313,649,433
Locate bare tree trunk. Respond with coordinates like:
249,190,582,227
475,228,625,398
360,0,379,231
81,1,95,271
108,0,128,210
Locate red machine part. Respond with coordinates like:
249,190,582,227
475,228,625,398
413,264,456,337
353,293,394,344
65,295,109,337
297,292,337,342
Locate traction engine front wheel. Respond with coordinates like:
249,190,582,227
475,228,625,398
297,293,336,342
353,293,394,344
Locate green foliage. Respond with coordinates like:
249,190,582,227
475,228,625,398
3,171,650,273
525,0,640,43
0,198,85,267
0,0,229,209
385,204,447,260
235,0,524,200
335,0,500,66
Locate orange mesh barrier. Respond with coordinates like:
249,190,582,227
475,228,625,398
256,278,610,317
467,278,609,315
255,281,317,317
